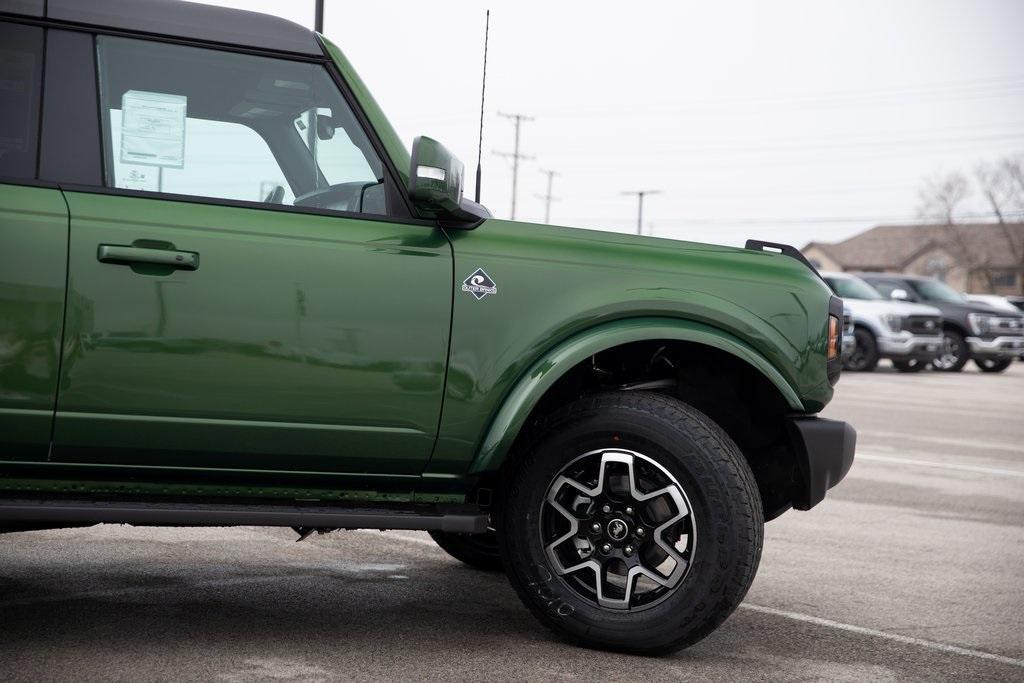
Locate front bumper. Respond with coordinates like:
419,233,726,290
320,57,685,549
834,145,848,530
967,335,1024,358
841,332,856,361
786,416,856,511
877,333,943,360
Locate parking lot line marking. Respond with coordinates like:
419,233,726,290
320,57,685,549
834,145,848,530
834,398,1018,421
741,603,1024,668
860,431,1023,454
857,453,1024,478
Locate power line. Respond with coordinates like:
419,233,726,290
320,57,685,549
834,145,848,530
540,81,1024,119
567,211,1024,226
536,169,560,223
493,112,534,220
621,190,661,235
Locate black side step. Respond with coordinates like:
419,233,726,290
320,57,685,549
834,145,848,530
0,499,487,533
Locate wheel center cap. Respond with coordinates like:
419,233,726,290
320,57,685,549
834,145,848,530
606,518,629,541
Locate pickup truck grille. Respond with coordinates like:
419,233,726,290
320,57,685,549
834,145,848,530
903,315,942,335
991,316,1024,336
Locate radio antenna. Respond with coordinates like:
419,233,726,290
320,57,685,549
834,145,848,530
474,10,490,203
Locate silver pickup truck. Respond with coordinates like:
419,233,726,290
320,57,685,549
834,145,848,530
823,271,943,372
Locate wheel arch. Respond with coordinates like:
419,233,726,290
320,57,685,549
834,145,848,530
468,316,804,477
942,320,969,337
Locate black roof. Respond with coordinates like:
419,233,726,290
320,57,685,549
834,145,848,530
0,0,322,56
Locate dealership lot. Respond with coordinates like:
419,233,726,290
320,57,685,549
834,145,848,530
1,363,1022,681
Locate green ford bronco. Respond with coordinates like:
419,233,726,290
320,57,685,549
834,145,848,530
0,0,855,654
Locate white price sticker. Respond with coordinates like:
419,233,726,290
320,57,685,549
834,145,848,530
120,90,187,168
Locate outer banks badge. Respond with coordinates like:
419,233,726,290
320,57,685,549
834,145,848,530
462,268,497,300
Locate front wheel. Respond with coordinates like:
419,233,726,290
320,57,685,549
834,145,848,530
974,358,1012,373
498,392,763,655
844,328,879,372
932,329,968,372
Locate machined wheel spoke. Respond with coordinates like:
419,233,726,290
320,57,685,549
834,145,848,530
541,448,697,611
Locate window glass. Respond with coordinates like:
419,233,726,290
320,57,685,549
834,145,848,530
0,21,44,179
825,276,883,300
96,36,387,215
910,279,966,304
864,278,902,299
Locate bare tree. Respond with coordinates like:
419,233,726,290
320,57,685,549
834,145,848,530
975,155,1024,293
915,171,991,289
917,171,970,224
1000,154,1024,213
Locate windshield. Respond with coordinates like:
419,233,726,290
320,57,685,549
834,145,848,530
825,276,883,300
911,279,966,303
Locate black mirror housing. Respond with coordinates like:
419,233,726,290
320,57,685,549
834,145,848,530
408,136,490,226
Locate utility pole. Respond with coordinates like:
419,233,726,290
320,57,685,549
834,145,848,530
314,0,324,32
536,169,560,223
621,190,661,235
493,112,534,220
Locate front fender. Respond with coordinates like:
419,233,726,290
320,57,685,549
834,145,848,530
468,316,803,474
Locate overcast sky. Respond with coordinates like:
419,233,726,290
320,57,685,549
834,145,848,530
194,0,1023,248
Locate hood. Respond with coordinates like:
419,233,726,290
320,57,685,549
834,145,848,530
931,299,1024,318
842,298,942,318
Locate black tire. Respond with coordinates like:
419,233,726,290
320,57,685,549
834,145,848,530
844,327,879,372
892,358,927,373
933,329,968,372
974,358,1012,373
428,530,503,571
497,392,763,655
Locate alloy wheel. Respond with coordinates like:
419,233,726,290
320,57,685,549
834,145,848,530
540,448,695,611
933,333,962,370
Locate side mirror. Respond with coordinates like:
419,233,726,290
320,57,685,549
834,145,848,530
409,136,490,225
890,288,909,301
316,115,336,141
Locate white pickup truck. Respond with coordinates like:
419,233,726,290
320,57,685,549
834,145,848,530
823,271,944,372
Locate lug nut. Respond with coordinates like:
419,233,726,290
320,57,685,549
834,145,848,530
625,506,634,515
624,545,635,556
591,522,602,533
636,527,645,537
601,543,612,554
602,504,611,514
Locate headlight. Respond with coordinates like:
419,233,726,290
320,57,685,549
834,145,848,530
881,313,903,333
967,313,992,335
827,315,840,361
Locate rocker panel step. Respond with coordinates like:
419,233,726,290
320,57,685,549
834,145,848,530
0,498,487,533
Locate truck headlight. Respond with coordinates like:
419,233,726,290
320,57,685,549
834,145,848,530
827,315,840,361
881,314,903,333
967,313,992,335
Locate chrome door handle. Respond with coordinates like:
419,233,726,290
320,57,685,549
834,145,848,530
97,244,199,271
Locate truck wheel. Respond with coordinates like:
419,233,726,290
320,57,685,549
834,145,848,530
498,392,762,655
974,358,1012,373
844,328,878,372
428,530,503,571
892,359,927,373
933,329,968,372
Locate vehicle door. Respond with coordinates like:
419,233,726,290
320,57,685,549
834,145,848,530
0,20,69,464
49,32,451,476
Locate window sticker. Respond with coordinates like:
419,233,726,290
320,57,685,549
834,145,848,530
120,90,187,168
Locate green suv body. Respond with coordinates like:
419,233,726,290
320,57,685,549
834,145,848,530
0,0,854,654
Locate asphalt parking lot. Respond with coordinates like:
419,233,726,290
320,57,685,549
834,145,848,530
1,362,1022,681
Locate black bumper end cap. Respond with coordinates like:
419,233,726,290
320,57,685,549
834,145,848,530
787,416,856,511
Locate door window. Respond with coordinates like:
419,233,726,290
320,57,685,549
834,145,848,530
0,21,44,180
869,279,912,300
95,36,388,215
